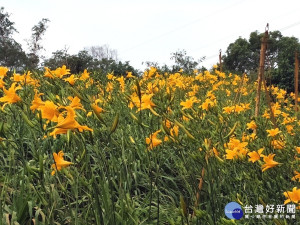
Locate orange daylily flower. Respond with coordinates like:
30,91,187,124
164,119,172,129
44,67,54,78
140,94,156,111
180,96,198,110
80,69,90,81
0,83,22,108
283,187,300,205
212,147,219,156
170,125,179,137
11,71,39,86
54,65,70,78
130,93,156,113
91,103,104,114
106,82,114,92
223,106,234,114
50,106,93,137
126,72,134,78
266,128,281,137
271,139,285,150
225,138,248,160
129,93,140,109
292,171,300,182
64,74,78,85
234,105,244,113
0,66,9,78
68,96,83,110
30,90,44,112
201,98,215,111
51,150,73,175
248,148,264,163
116,76,125,92
11,73,23,82
107,73,115,80
225,149,238,160
40,101,60,122
146,130,162,150
261,154,280,172
247,121,257,130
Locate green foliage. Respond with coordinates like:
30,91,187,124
102,60,137,76
43,50,93,74
26,18,50,69
29,18,50,54
0,8,50,71
143,50,207,74
223,30,300,92
0,38,28,70
44,49,138,76
43,49,69,69
170,49,205,73
272,36,300,91
223,37,252,73
0,7,16,38
0,66,299,224
0,7,28,71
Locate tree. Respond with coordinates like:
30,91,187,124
271,36,300,91
26,18,50,69
223,31,300,92
67,50,94,74
170,49,205,73
0,7,50,71
0,39,28,70
43,49,69,69
0,7,28,71
0,7,16,38
84,45,118,61
223,37,252,73
44,49,94,74
106,60,137,76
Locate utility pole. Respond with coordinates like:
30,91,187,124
219,49,222,72
295,51,299,113
255,25,268,117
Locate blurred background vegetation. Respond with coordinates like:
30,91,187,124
1,6,300,91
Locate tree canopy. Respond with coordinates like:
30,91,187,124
223,30,300,92
0,7,50,71
43,47,138,76
0,7,27,71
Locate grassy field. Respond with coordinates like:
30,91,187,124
0,65,299,224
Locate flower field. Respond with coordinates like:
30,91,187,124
0,65,299,224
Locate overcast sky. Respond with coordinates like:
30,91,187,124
1,0,300,70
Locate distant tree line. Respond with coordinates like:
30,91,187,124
0,7,207,77
43,47,137,76
0,7,138,76
1,6,299,92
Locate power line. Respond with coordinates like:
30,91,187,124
191,9,300,54
201,20,300,65
122,3,300,67
279,20,300,31
202,54,219,61
120,2,300,68
122,0,247,53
